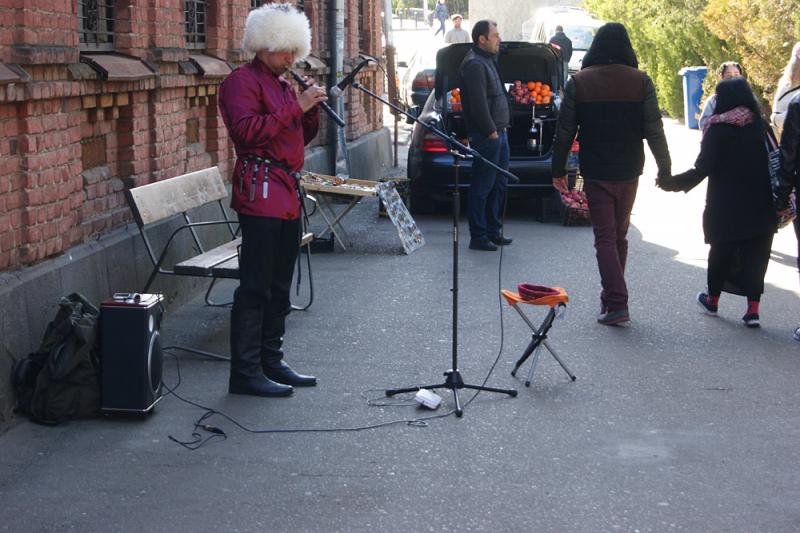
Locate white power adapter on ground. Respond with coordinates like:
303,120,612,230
414,388,442,410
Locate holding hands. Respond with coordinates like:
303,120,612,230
656,168,701,192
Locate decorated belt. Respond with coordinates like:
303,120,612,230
238,155,301,201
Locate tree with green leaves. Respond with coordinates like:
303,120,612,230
584,0,800,118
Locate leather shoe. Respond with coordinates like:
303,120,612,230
229,375,294,397
469,239,498,251
263,361,317,387
490,235,513,246
597,309,630,326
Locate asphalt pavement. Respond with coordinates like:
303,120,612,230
2,106,800,531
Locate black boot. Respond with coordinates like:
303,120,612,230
229,305,293,397
263,360,317,387
260,311,316,387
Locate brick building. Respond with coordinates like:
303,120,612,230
0,0,392,429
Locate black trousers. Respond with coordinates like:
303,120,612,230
707,233,774,301
230,214,300,378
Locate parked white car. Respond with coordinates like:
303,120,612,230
525,6,604,75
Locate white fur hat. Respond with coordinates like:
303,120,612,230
243,3,311,59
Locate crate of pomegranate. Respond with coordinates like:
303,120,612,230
557,188,590,226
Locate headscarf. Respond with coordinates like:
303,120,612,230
702,77,762,135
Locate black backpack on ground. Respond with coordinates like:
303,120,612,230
11,292,101,425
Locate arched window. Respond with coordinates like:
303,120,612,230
185,0,207,49
79,0,114,51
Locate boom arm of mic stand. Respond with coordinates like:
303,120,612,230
350,82,520,184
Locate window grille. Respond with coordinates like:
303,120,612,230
296,0,305,11
79,0,114,51
185,0,207,49
250,0,261,8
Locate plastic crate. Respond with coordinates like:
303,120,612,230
556,178,590,226
561,202,590,226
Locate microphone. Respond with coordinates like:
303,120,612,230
329,58,374,98
289,70,345,128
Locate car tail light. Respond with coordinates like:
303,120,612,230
422,134,449,152
412,70,435,91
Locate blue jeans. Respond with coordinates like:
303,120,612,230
468,130,510,242
435,17,446,36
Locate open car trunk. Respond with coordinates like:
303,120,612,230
434,42,562,158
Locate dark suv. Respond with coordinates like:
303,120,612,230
406,42,579,213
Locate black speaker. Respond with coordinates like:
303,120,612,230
99,294,164,414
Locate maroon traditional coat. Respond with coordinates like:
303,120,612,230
219,59,320,219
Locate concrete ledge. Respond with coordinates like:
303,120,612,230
304,145,333,175
346,128,393,180
0,201,235,433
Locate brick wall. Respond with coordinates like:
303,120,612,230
0,0,386,272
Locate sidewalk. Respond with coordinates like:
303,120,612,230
2,120,800,531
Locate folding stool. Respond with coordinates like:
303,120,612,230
501,288,577,387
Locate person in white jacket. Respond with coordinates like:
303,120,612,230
771,42,800,137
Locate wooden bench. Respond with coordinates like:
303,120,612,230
125,166,314,309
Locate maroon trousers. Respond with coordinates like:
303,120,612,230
584,179,639,313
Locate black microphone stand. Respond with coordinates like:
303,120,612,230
349,81,518,416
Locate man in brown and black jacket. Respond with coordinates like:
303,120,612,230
551,22,671,326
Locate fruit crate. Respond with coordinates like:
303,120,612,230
507,80,554,107
556,178,590,226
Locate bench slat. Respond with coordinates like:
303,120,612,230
127,167,228,227
209,257,241,280
174,238,241,277
209,233,314,279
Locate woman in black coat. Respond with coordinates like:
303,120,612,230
659,77,777,327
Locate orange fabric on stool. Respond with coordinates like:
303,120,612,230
501,287,569,308
518,283,559,300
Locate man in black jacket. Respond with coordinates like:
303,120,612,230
459,20,512,251
551,23,671,325
549,25,573,84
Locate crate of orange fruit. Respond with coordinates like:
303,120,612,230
448,88,462,112
508,80,553,108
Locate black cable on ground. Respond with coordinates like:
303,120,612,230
163,190,516,449
461,188,510,410
162,350,458,450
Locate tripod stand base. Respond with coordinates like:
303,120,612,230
386,370,517,417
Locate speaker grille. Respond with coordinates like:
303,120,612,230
148,330,163,397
